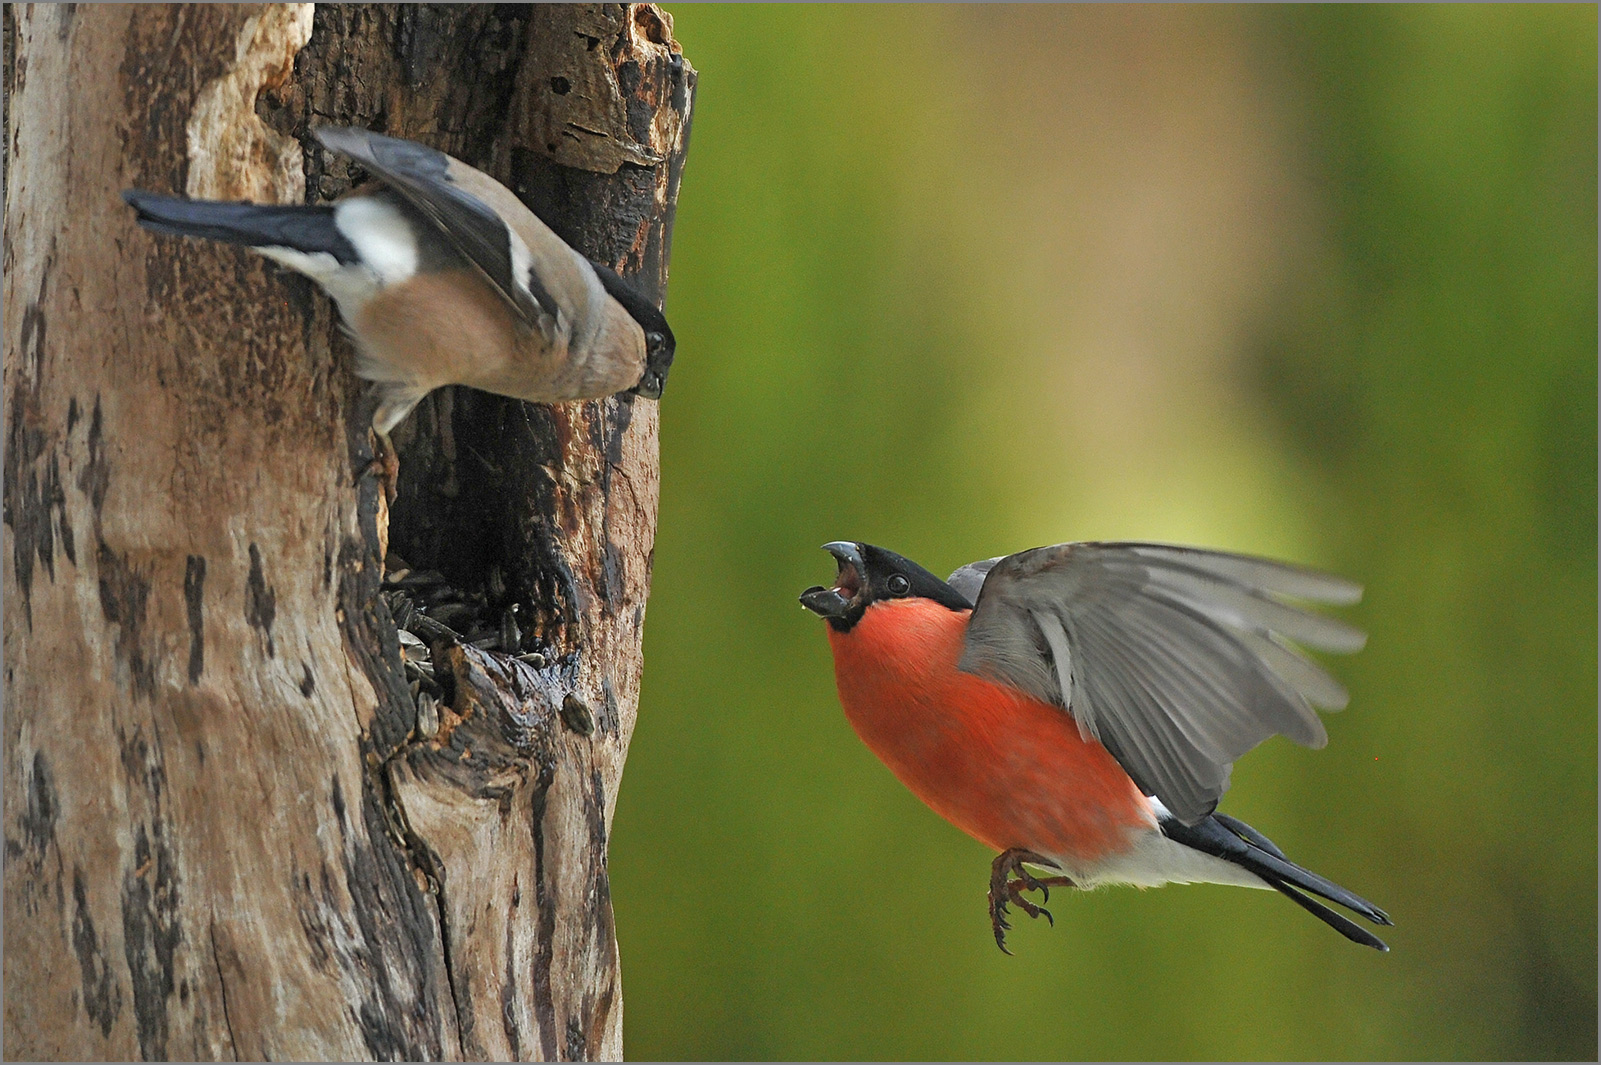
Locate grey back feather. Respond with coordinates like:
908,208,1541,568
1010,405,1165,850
955,542,1365,825
946,557,1003,604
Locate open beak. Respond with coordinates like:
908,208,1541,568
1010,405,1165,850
800,541,864,619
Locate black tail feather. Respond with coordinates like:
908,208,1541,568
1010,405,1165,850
1256,871,1390,951
1161,813,1391,950
1212,811,1288,860
121,191,358,263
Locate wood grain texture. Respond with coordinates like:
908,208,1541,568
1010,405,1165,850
3,4,694,1059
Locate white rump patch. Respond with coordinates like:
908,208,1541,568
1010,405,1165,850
333,196,419,284
1051,828,1271,892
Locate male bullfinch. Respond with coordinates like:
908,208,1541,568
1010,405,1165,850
801,540,1391,952
123,127,674,437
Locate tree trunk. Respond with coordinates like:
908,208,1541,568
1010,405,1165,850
3,4,694,1059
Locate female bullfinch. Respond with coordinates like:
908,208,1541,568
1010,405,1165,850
124,126,674,436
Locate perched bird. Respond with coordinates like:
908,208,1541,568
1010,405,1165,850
800,540,1391,952
123,126,675,437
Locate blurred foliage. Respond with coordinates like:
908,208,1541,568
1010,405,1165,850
610,6,1597,1060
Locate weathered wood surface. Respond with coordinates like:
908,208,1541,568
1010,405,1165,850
3,4,694,1059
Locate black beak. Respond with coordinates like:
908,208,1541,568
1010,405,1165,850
799,586,847,617
629,368,665,401
628,328,674,401
800,541,865,619
821,541,864,572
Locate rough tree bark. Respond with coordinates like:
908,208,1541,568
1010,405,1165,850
3,5,694,1059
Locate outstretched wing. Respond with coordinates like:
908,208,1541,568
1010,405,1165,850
315,126,555,336
955,542,1365,825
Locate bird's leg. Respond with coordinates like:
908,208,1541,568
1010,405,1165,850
372,428,400,506
988,848,1076,955
357,382,427,507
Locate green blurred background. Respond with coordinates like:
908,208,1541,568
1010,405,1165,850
610,6,1598,1060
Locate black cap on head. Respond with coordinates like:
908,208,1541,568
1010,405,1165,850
590,261,676,400
799,541,972,632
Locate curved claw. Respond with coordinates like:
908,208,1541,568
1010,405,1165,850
988,848,1076,953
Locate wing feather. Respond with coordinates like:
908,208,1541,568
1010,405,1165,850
315,127,553,335
1125,591,1328,744
1075,609,1228,814
1103,601,1261,748
1119,543,1363,604
957,542,1364,824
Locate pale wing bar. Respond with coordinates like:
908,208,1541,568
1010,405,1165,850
957,542,1366,825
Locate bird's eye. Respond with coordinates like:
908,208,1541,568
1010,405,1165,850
886,574,911,596
647,331,665,351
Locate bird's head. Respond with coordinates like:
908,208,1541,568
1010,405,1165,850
631,310,675,401
590,260,676,400
800,541,973,633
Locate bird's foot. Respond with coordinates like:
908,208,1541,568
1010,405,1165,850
988,848,1075,955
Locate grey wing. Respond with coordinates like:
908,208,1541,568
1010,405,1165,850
315,127,551,334
957,542,1366,825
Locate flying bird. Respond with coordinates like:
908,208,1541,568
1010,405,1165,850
800,540,1391,952
123,127,675,441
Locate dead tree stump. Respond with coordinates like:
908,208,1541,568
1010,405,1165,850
3,4,694,1059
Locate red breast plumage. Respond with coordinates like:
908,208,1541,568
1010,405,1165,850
829,597,1153,863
